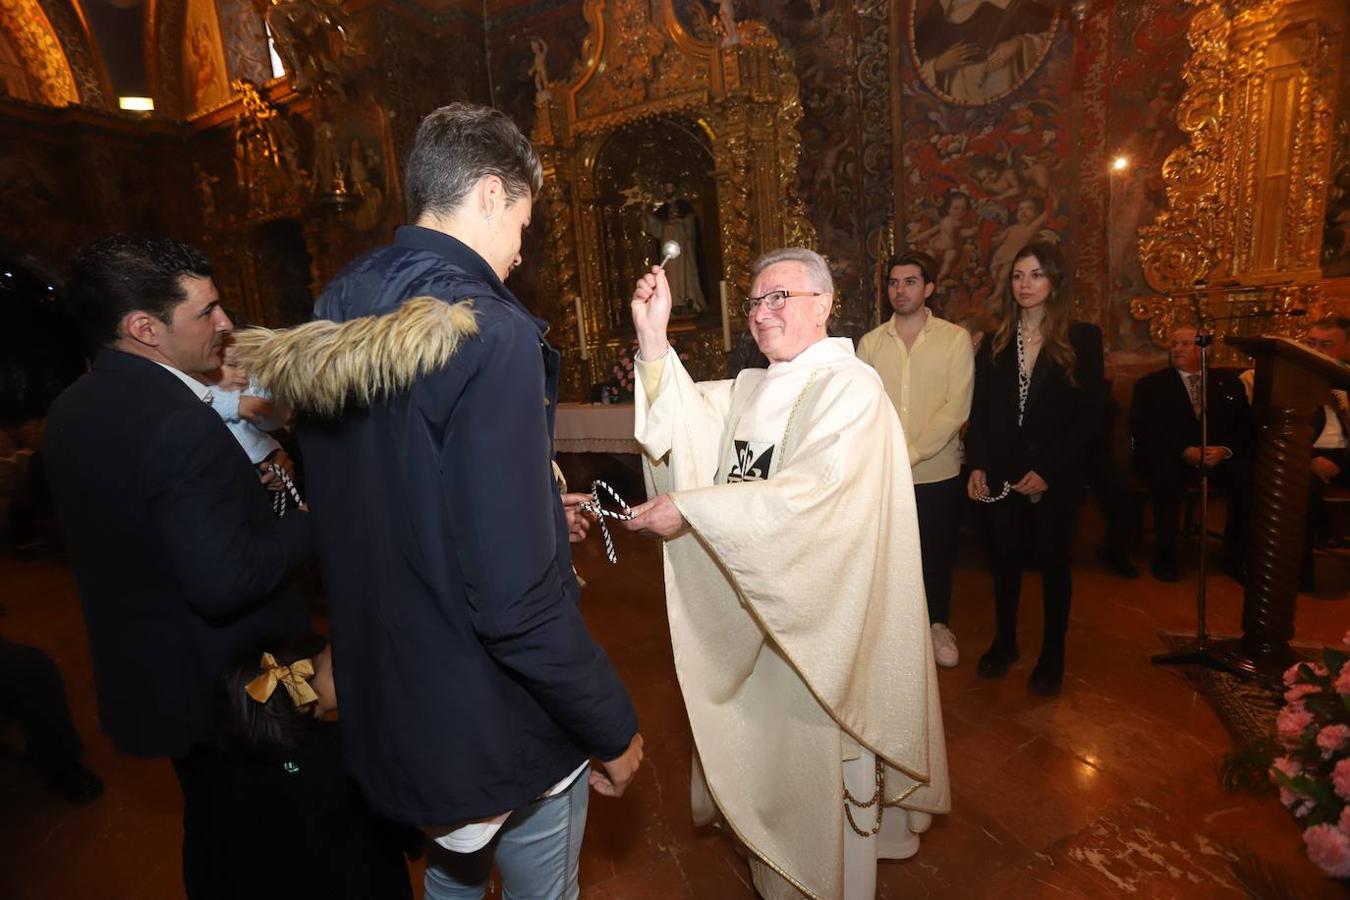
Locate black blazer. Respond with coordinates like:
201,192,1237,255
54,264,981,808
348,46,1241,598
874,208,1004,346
43,349,312,758
1129,366,1250,478
966,321,1104,500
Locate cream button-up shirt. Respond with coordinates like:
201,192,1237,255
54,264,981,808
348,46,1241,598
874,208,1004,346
857,309,974,485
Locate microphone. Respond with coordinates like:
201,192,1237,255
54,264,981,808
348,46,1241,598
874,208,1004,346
657,240,681,271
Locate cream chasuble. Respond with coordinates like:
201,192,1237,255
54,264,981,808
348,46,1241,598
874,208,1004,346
634,338,950,899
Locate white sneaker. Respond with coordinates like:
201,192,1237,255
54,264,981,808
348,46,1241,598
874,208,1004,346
931,623,959,668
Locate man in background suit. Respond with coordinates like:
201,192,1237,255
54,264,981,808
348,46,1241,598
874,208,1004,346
1130,325,1251,582
43,234,313,898
1301,317,1350,587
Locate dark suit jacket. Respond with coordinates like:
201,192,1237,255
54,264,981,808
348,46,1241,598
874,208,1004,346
43,349,312,758
966,321,1104,502
1129,366,1250,479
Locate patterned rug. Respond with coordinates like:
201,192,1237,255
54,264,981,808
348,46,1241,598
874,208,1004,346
1155,632,1290,746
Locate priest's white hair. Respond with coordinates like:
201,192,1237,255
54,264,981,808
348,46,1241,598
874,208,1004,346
751,247,834,296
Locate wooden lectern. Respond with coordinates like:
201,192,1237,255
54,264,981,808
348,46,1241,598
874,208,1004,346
1224,335,1350,677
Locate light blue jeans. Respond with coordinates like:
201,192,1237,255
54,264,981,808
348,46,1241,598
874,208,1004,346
424,766,590,900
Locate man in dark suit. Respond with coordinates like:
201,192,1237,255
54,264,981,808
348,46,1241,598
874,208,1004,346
1130,325,1251,582
43,234,313,898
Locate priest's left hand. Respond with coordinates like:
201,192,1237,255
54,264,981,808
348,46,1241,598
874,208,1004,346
1012,470,1047,496
622,494,689,540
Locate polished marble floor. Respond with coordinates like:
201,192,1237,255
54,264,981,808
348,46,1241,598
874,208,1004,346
1,490,1347,899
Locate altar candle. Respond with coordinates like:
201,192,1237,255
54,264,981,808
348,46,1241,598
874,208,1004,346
574,295,588,360
719,280,731,352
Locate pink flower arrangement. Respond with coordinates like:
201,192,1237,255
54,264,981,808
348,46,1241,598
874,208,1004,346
1270,645,1350,881
1319,726,1350,758
1303,824,1350,878
609,340,686,401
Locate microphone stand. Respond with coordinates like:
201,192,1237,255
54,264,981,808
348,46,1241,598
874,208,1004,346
1150,288,1260,677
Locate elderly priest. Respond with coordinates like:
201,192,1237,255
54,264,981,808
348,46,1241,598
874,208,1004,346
621,247,950,899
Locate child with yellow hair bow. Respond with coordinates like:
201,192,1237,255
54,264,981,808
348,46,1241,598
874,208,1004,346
207,634,419,898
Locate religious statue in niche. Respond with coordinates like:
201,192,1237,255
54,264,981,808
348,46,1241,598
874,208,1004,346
911,0,1060,106
347,137,385,232
193,162,220,223
645,181,708,313
528,37,551,104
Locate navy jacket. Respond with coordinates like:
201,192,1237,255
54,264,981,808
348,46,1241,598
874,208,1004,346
295,226,638,825
43,350,312,757
966,321,1105,502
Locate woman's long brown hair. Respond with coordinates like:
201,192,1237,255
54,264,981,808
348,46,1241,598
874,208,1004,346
990,240,1077,383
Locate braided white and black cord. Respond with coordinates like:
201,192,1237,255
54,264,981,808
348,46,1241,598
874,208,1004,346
269,464,304,517
580,479,634,564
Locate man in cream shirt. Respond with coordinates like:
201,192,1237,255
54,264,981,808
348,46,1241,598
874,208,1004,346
858,250,974,667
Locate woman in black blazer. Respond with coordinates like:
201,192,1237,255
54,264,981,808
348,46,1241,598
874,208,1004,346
965,241,1103,695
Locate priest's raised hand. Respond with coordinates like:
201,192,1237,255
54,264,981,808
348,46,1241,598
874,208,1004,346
631,265,673,361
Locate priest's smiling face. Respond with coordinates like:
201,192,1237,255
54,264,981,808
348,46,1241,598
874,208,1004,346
748,261,831,363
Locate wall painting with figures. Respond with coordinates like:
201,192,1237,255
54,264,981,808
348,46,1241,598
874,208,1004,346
900,0,1070,329
183,0,231,115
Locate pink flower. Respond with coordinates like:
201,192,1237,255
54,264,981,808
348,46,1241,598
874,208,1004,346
1335,758,1350,801
1284,663,1305,687
1285,683,1320,705
1317,724,1350,757
1336,667,1350,696
1342,630,1350,647
1302,824,1350,878
1271,756,1303,782
1278,706,1315,743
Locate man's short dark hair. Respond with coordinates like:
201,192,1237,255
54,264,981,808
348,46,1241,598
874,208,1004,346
1311,316,1350,337
68,234,212,349
886,250,936,287
404,103,544,222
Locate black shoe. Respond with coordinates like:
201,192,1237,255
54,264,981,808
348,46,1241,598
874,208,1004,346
976,642,1019,679
1028,657,1064,696
1102,548,1139,579
1150,556,1180,583
44,764,104,804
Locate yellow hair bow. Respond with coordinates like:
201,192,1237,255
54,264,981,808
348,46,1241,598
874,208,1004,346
244,652,318,707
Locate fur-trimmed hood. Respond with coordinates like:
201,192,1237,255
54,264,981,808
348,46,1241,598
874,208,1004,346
230,296,478,418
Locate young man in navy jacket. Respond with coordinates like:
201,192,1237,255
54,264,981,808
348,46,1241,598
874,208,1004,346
239,103,642,899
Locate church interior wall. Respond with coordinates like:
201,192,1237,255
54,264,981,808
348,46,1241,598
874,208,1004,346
0,0,1344,376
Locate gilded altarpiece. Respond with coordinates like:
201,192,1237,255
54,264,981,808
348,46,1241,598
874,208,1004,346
1132,0,1347,355
531,0,814,401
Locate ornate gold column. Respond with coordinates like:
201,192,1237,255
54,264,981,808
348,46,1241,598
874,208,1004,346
1132,0,1347,346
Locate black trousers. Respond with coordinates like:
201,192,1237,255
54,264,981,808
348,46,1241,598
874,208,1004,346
914,476,964,626
172,749,225,900
1304,450,1350,579
983,493,1077,658
1144,458,1247,568
0,636,85,775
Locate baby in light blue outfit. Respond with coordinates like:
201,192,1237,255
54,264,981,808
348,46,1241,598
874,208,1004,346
202,339,288,477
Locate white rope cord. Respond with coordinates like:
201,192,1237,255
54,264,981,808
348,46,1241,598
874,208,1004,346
973,481,1014,503
268,464,304,517
579,479,634,564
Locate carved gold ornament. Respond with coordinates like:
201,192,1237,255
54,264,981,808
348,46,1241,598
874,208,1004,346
1133,0,1347,348
533,0,814,398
